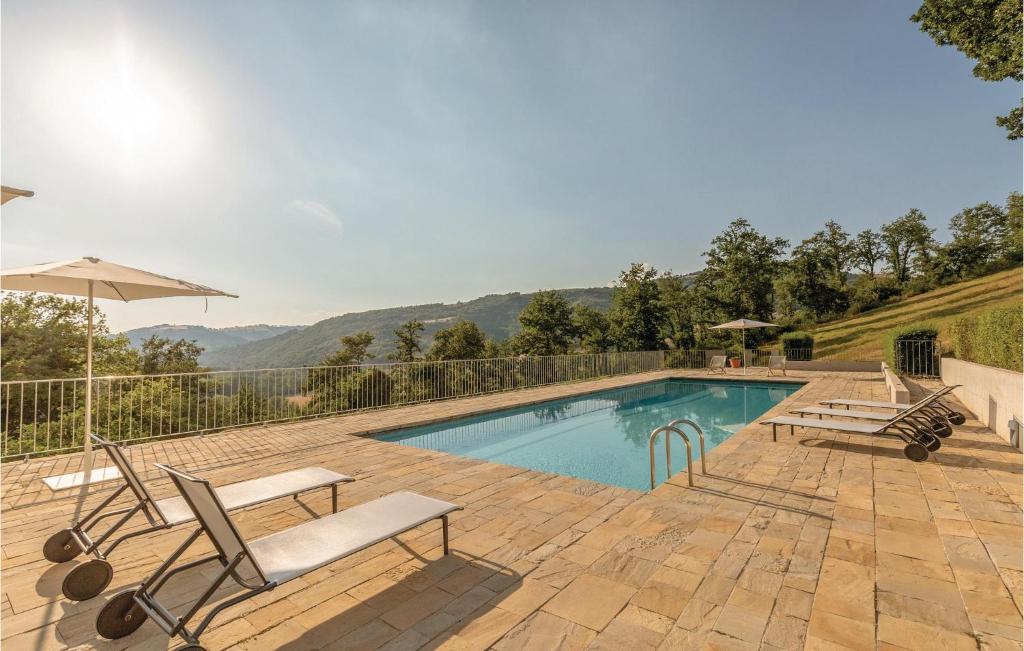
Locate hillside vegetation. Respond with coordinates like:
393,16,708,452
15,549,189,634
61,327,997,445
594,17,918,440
124,324,303,356
809,267,1022,358
203,287,614,368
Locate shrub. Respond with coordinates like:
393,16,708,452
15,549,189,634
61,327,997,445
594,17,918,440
885,322,939,375
948,307,1023,372
780,332,814,361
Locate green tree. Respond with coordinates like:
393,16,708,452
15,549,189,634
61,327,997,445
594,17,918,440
0,292,139,380
607,263,667,351
322,331,375,366
571,304,612,353
700,219,789,324
911,0,1023,139
428,320,489,360
657,275,699,349
140,335,204,374
1002,192,1023,262
510,290,577,355
880,209,934,285
389,319,424,363
852,229,884,277
941,201,1008,279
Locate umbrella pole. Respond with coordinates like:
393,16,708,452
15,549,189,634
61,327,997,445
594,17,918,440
742,328,746,376
84,280,94,475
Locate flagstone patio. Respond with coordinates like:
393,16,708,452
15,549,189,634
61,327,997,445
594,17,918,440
1,369,1021,650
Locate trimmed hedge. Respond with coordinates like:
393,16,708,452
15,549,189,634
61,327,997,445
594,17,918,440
947,307,1023,372
780,332,814,361
885,323,939,376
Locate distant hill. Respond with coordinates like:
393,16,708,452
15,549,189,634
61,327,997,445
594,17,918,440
124,324,305,363
202,287,616,369
807,267,1023,358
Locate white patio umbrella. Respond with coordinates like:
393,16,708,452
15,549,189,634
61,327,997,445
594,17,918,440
709,318,778,375
1,257,236,470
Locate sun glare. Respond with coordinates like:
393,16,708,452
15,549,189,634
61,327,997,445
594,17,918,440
35,31,203,179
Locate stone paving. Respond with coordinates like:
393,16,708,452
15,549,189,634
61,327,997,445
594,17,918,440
1,369,1021,650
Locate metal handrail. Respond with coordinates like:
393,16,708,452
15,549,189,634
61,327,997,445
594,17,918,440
666,418,707,474
648,425,694,489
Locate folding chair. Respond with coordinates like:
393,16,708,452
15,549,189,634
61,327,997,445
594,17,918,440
706,355,727,374
96,463,461,648
45,434,352,601
767,355,787,377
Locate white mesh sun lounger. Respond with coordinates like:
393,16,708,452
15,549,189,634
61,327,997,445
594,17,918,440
45,434,353,602
707,355,727,374
767,355,786,376
96,464,461,647
820,386,964,424
762,396,950,462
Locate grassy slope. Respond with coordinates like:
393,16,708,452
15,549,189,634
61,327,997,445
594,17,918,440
809,267,1023,358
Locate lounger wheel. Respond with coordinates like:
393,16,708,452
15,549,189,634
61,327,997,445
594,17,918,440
43,528,82,563
949,412,966,425
903,442,929,462
174,645,207,650
62,559,114,601
925,436,941,452
933,422,953,438
96,589,148,639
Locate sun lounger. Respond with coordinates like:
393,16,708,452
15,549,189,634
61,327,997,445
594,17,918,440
762,398,947,462
45,434,353,602
707,355,727,374
793,392,956,437
96,463,461,647
767,355,786,376
821,386,965,424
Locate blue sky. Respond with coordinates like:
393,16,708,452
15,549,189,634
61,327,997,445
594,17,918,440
2,1,1020,331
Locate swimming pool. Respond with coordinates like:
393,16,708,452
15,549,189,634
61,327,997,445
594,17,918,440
378,379,801,491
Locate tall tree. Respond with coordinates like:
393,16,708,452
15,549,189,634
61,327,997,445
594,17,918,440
607,263,667,351
511,290,577,355
0,292,139,380
1002,191,1023,263
322,331,375,366
389,319,424,362
942,201,1008,279
911,0,1023,139
700,219,789,323
427,320,489,360
140,336,204,374
571,304,612,353
657,275,698,349
852,229,884,277
880,209,934,284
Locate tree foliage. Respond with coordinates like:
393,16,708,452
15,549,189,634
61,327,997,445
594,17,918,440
511,290,577,355
321,332,374,366
572,304,612,353
428,320,490,360
700,218,789,325
389,320,424,363
1,293,140,380
608,263,667,351
911,0,1023,139
880,209,934,284
140,335,204,375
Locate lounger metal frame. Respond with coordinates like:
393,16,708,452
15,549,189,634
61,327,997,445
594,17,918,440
107,464,456,648
764,394,951,459
57,435,345,566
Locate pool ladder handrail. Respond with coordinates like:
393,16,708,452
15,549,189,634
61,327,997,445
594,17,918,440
648,419,707,490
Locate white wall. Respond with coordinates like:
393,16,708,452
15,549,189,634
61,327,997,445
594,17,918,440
941,358,1023,447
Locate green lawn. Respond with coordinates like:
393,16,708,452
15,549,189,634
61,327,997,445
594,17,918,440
807,267,1023,359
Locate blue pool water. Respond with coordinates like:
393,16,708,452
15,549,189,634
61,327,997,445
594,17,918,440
378,379,801,490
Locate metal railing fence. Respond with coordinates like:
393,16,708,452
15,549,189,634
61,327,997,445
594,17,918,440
891,339,941,377
1,350,663,460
